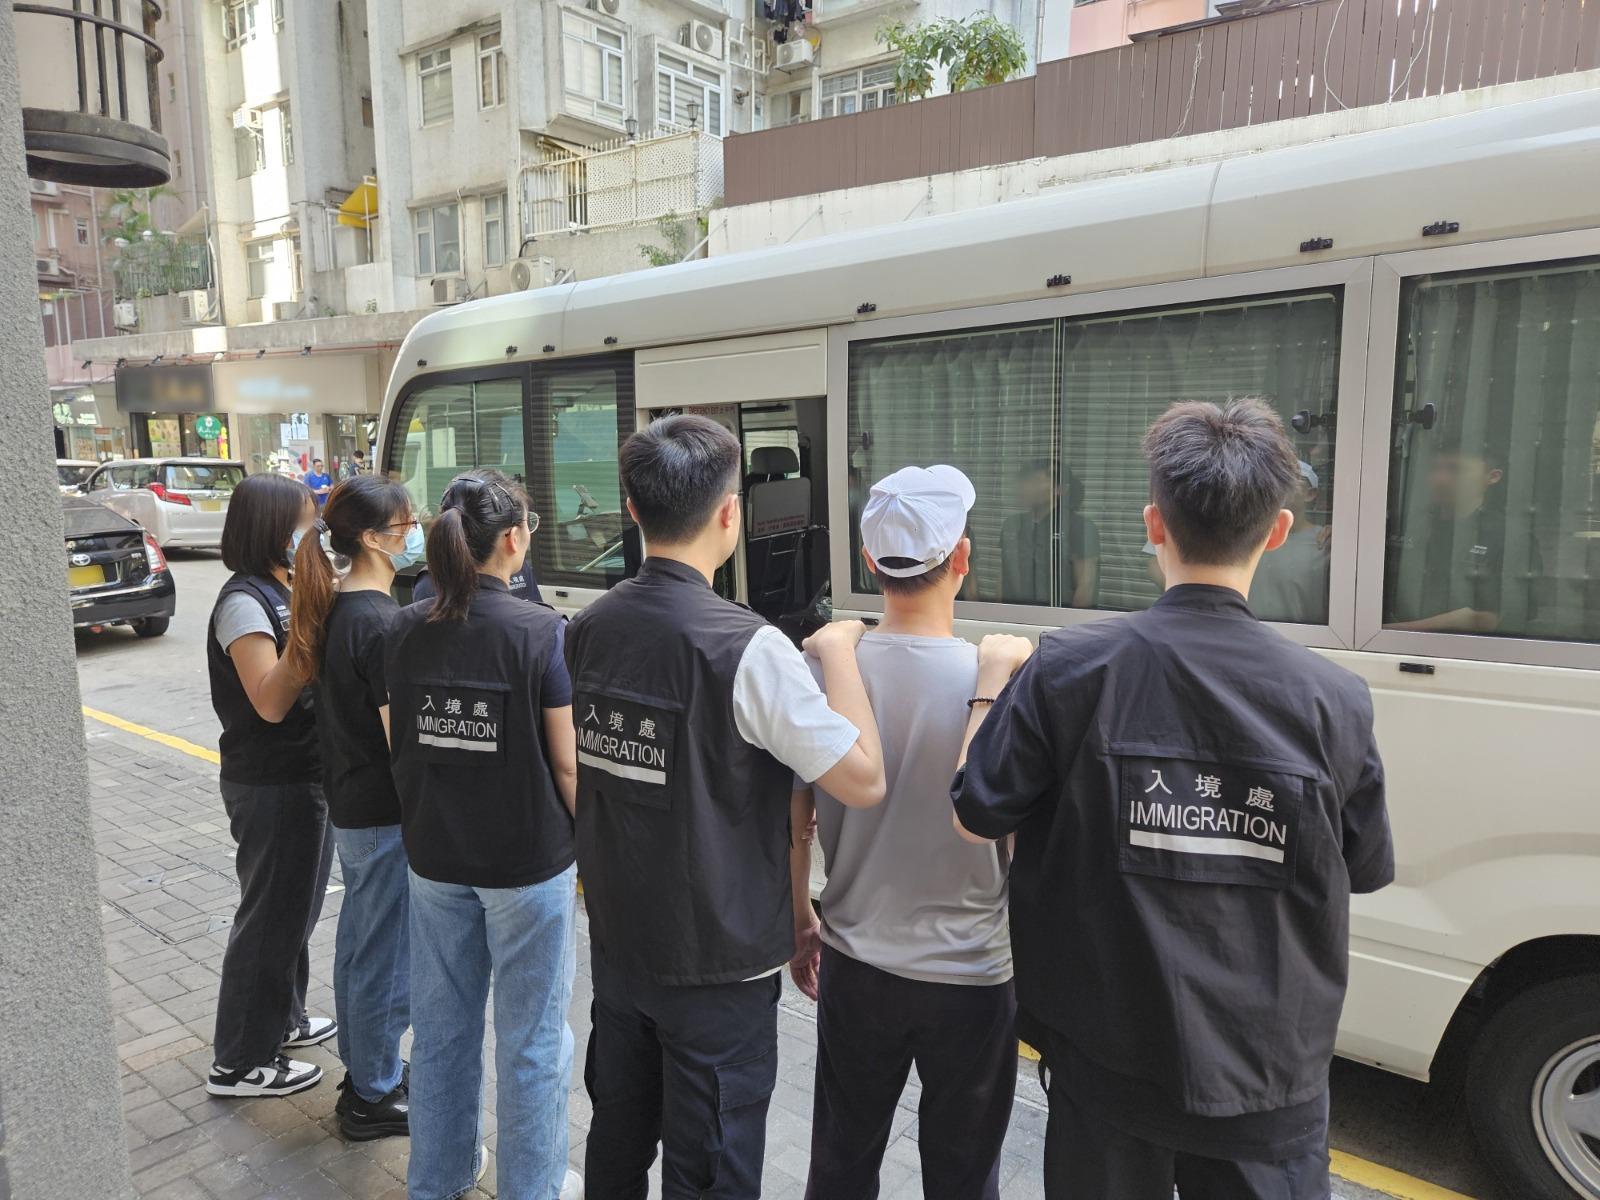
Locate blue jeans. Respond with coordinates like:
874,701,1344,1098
407,865,578,1200
332,823,410,1102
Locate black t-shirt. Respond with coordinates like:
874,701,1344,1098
411,556,542,605
999,510,1102,606
954,585,1394,1159
385,578,575,888
315,590,401,829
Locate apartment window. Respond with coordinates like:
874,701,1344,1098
1382,259,1600,644
280,103,294,166
233,110,264,178
223,0,257,49
820,62,898,117
770,88,811,126
478,30,506,109
562,12,625,122
657,51,723,135
75,220,89,246
419,49,454,126
483,193,506,269
245,240,273,299
414,203,461,275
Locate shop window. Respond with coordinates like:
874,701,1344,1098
1382,259,1600,643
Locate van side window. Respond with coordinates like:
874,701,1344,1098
385,376,521,533
1383,259,1600,643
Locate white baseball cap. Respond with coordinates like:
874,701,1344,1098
861,465,976,578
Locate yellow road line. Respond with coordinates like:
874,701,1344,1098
82,706,220,765
1329,1150,1478,1199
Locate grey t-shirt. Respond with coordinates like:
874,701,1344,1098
214,591,275,653
805,632,1012,985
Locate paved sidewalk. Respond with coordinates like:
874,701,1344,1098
87,715,1054,1199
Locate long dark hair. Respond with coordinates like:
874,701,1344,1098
221,473,313,578
284,475,412,682
426,469,530,623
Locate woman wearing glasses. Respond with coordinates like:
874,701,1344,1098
285,474,423,1141
383,469,583,1200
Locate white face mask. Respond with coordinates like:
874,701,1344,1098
389,523,425,570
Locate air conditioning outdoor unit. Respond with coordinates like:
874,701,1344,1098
29,179,58,195
272,300,304,322
182,289,212,324
509,256,557,292
682,19,723,59
35,256,59,276
588,0,621,14
113,300,137,329
774,38,814,72
431,277,466,305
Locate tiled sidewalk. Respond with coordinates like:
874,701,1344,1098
86,716,1051,1199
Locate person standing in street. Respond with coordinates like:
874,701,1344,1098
304,458,333,506
204,473,337,1099
284,475,422,1141
793,465,1016,1200
952,398,1395,1200
567,414,888,1200
385,469,583,1200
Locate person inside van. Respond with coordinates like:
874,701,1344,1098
1238,460,1329,624
999,462,1100,608
284,475,423,1141
205,473,337,1100
384,469,583,1200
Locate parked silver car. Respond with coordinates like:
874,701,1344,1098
81,458,245,549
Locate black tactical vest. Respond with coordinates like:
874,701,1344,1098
566,557,795,987
207,574,320,784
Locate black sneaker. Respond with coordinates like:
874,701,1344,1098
282,1016,337,1049
206,1055,322,1097
335,1075,410,1141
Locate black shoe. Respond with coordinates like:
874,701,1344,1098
206,1055,322,1097
335,1075,411,1141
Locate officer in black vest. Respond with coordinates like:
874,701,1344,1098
952,399,1394,1200
409,551,543,605
567,414,888,1200
204,473,337,1100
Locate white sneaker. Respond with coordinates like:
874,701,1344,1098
282,1016,338,1049
206,1055,322,1097
561,1168,584,1199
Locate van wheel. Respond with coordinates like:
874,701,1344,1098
1467,974,1600,1200
133,617,170,638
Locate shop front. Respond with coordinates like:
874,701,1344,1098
51,390,128,460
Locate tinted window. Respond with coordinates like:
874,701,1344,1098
1383,259,1600,643
386,378,504,524
529,359,633,589
165,464,245,492
58,464,94,487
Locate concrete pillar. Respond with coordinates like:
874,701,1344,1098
0,8,135,1198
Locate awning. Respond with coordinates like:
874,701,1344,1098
338,178,379,229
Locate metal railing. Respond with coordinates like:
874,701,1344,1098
112,235,211,299
521,128,724,238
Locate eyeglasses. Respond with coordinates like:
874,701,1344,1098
527,511,541,534
386,517,421,532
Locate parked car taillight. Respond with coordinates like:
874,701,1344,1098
143,534,168,574
148,482,191,506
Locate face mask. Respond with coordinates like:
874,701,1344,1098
389,524,425,570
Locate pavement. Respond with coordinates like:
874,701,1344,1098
74,550,1502,1200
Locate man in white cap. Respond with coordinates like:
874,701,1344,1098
791,465,1019,1200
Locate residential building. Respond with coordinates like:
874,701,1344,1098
1063,0,1221,57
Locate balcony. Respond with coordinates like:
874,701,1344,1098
726,0,1600,206
521,128,724,238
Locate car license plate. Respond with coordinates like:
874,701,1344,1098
68,564,106,588
196,499,222,512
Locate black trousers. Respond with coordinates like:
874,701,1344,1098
805,945,1017,1200
213,779,333,1070
1042,1077,1332,1200
584,947,780,1200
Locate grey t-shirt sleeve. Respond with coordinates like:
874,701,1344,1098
214,592,274,654
732,625,860,784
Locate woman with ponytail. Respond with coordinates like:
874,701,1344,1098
205,473,334,1101
286,474,421,1142
383,469,582,1200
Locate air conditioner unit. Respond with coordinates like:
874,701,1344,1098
431,277,466,305
509,256,557,292
682,19,723,59
113,300,137,329
35,256,59,276
272,300,303,321
181,289,212,323
29,179,58,195
774,38,814,72
588,0,621,14
751,36,770,74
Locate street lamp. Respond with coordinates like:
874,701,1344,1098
624,116,638,140
12,0,171,186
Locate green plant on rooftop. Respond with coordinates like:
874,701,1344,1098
877,13,1028,102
